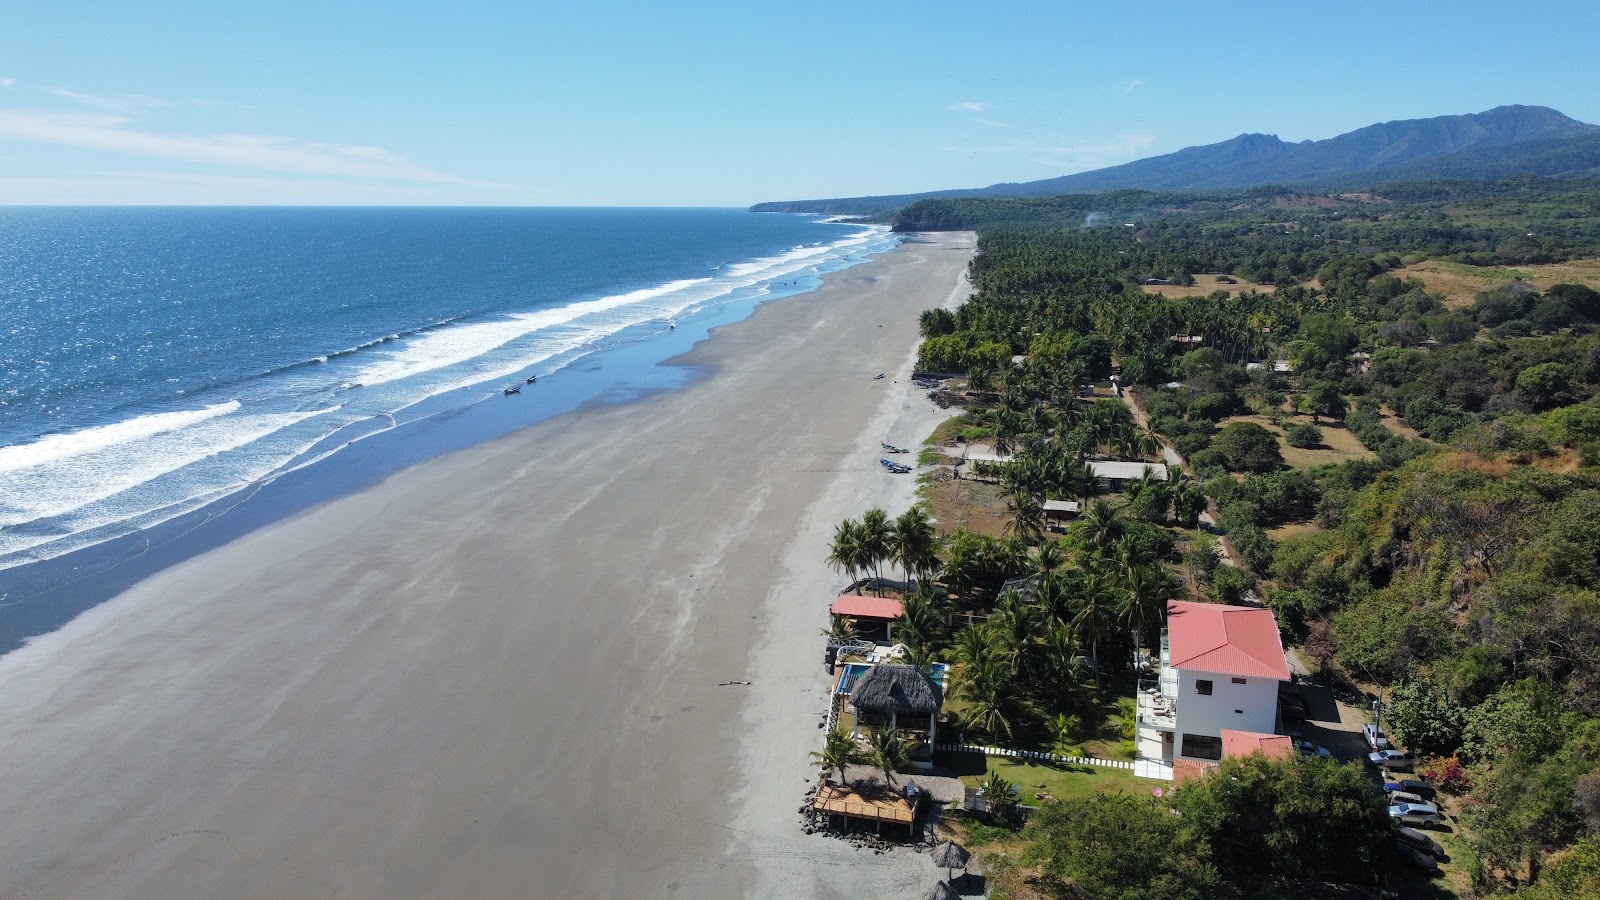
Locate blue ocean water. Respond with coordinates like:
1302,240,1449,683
0,207,896,569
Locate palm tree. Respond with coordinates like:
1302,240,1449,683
826,519,865,585
860,508,892,593
1076,500,1125,552
1003,494,1044,542
890,506,939,586
868,728,910,785
951,623,995,671
1031,540,1064,578
811,729,867,787
1121,564,1178,660
959,657,1027,741
989,591,1039,675
1071,569,1119,682
1170,478,1208,529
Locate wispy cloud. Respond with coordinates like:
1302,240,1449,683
44,86,171,113
0,79,14,90
973,118,1009,129
0,109,462,182
949,101,988,113
1124,79,1145,94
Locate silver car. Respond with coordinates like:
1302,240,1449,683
1388,801,1443,827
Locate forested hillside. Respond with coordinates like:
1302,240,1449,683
915,183,1600,897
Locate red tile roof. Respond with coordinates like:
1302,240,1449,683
1166,600,1290,680
830,594,905,620
1221,729,1294,761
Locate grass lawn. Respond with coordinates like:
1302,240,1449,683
1140,274,1254,299
1217,413,1376,470
919,472,1010,539
940,751,1155,804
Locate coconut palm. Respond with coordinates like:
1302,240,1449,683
1031,540,1064,578
811,728,867,787
1070,569,1120,682
1003,494,1044,542
951,623,995,671
890,506,939,586
959,657,1027,741
1170,478,1208,529
1121,564,1178,659
1033,572,1072,628
868,727,910,785
826,519,866,585
1076,500,1126,552
860,508,893,593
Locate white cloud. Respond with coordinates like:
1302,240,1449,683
1124,79,1145,94
0,79,14,90
0,109,461,182
949,101,988,112
44,87,171,112
973,118,1009,129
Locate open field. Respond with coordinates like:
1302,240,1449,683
1398,257,1600,308
1217,413,1376,470
1140,273,1256,298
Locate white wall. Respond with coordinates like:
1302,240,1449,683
1173,667,1280,760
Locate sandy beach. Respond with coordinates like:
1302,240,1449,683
0,232,974,898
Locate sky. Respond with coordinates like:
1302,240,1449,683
1,0,1597,206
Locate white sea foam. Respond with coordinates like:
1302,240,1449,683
0,405,338,531
0,401,241,475
351,278,712,388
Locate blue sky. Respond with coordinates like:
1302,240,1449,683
1,1,1597,205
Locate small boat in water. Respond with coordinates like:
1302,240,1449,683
526,375,537,383
874,373,885,380
504,385,521,395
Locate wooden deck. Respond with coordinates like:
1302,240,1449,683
812,784,916,825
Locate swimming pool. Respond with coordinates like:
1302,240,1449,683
836,661,950,695
836,662,872,694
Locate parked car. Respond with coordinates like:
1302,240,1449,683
1384,779,1436,800
1398,826,1446,858
1368,749,1415,770
1398,843,1440,872
1389,801,1443,827
1389,790,1429,806
1296,741,1331,758
1363,723,1392,750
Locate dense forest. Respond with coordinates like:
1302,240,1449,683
905,179,1600,898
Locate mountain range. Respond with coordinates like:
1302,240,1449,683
750,106,1600,215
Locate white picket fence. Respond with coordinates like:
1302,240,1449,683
936,742,1137,771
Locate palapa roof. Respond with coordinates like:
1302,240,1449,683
850,664,943,717
921,882,960,900
830,594,904,620
1166,600,1290,680
930,840,970,868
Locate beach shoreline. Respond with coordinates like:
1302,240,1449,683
0,231,975,898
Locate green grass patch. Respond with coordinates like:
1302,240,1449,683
953,755,1155,804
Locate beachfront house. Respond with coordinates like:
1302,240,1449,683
1089,460,1167,491
1136,600,1290,769
850,664,943,745
830,594,904,644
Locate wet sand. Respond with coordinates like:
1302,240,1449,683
0,232,975,898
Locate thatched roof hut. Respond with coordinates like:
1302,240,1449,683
851,664,943,718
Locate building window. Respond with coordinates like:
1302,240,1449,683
1181,733,1223,760
1231,677,1247,684
1196,679,1213,695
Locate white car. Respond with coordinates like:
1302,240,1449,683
1363,723,1392,750
1388,801,1443,827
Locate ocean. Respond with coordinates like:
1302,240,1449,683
0,207,896,577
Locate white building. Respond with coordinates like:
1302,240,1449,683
1137,600,1290,767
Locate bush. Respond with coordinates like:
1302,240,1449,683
1212,421,1284,472
1173,432,1211,458
1416,754,1472,795
1285,423,1322,449
1212,564,1255,602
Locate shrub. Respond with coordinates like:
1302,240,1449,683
1212,564,1256,602
1285,423,1322,449
1416,754,1472,795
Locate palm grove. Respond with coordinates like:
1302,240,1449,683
820,176,1600,898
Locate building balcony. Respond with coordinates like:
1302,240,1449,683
1137,677,1176,730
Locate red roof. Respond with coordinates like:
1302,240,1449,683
1221,729,1294,761
1166,600,1290,680
830,594,905,620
